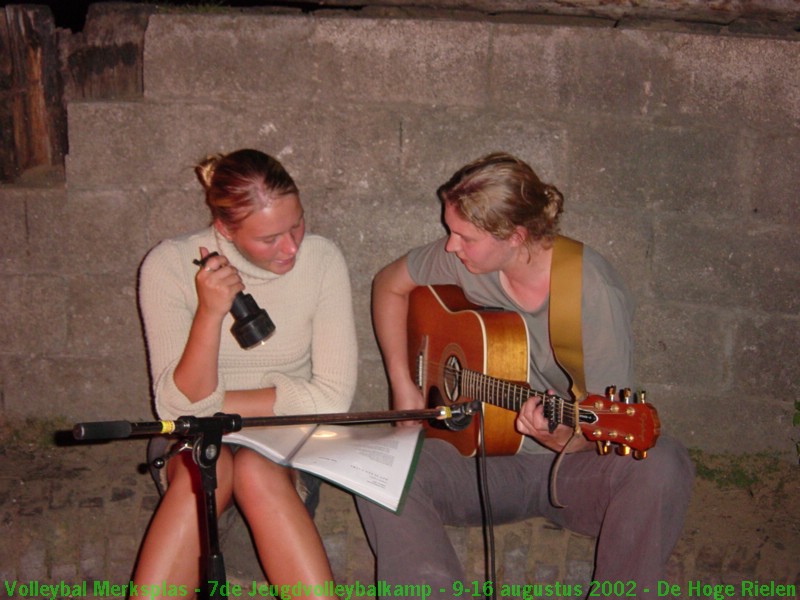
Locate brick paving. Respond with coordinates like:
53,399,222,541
1,435,798,599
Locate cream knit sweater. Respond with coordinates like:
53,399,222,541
139,227,358,421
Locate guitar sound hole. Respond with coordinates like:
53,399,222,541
443,355,461,402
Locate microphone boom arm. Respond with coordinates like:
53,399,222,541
72,405,462,442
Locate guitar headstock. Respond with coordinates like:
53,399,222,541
579,387,661,459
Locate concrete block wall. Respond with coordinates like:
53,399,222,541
2,11,799,452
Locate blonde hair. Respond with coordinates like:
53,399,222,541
195,149,299,230
437,152,564,245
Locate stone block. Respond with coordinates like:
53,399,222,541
490,25,800,127
79,540,106,581
751,132,800,222
743,225,800,315
500,530,530,584
143,187,210,247
732,314,800,401
311,17,491,107
490,25,670,119
634,300,729,392
399,109,570,199
567,120,751,215
0,274,69,355
67,101,402,196
107,529,141,566
144,14,315,101
1,353,152,422
47,481,74,511
652,214,799,314
651,215,749,309
18,542,47,582
666,35,800,127
145,14,491,108
530,562,559,583
65,274,141,359
57,189,150,276
462,527,489,579
641,382,791,453
67,102,239,189
280,106,402,195
0,190,31,273
48,522,78,574
440,525,467,572
2,561,16,585
564,558,593,586
0,185,69,274
49,562,79,582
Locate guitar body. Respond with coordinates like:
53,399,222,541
407,285,661,459
408,284,529,456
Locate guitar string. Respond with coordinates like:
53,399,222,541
426,360,640,417
431,362,653,453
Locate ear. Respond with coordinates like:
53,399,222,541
509,225,528,247
213,218,233,241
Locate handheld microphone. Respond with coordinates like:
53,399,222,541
194,252,276,349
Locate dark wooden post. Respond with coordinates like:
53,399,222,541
0,5,67,183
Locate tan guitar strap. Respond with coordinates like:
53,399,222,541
549,235,586,401
547,235,586,508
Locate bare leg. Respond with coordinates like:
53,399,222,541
233,448,334,598
133,446,234,599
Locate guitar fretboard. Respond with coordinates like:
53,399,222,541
453,367,583,429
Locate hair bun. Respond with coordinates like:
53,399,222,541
542,184,564,221
194,155,222,190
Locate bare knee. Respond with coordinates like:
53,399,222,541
166,446,234,511
232,449,297,510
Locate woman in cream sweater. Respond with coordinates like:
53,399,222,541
133,149,357,598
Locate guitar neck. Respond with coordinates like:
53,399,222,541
460,368,582,429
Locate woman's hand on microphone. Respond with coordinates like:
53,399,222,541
195,247,245,318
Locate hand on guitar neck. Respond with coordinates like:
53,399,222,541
516,393,596,453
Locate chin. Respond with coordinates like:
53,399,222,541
267,258,296,274
463,263,484,274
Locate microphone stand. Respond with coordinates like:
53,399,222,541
72,405,475,600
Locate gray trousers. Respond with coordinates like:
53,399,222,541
356,435,693,600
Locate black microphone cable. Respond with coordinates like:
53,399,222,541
475,404,497,600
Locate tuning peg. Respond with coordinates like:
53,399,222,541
616,444,632,456
622,388,633,404
638,390,647,404
596,441,612,455
606,386,617,401
633,449,648,460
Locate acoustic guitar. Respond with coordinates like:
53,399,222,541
407,285,660,458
